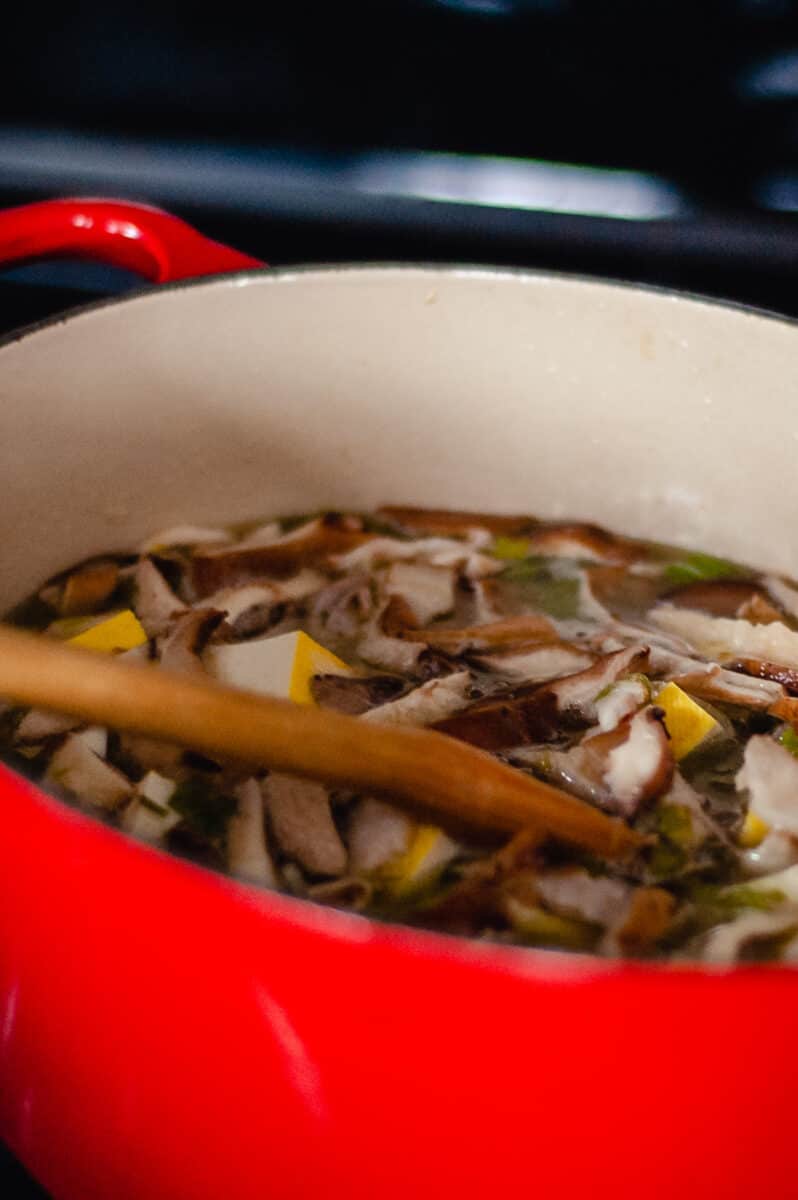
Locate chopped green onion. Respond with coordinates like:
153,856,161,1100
663,552,749,586
491,536,531,560
778,725,798,758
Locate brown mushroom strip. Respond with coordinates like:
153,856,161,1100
308,574,373,639
227,777,278,888
15,707,81,742
671,667,783,710
133,557,188,637
400,613,558,653
46,731,132,811
358,604,427,674
191,517,373,595
585,566,661,618
158,608,224,677
528,523,641,565
434,645,650,751
310,673,406,715
518,709,673,819
53,560,120,617
376,505,537,537
594,709,674,817
361,671,473,727
204,570,325,639
608,888,676,956
664,579,766,618
650,604,798,669
262,772,348,877
736,594,786,625
383,562,455,627
725,658,798,694
472,642,594,683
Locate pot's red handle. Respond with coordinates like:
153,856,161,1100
0,198,264,283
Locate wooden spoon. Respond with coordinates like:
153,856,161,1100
0,623,643,859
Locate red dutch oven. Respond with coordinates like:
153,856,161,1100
0,199,795,1200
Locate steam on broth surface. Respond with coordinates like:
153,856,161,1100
6,505,798,964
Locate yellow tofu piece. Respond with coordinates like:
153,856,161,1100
739,810,770,849
382,824,456,897
68,609,148,654
289,631,351,704
656,681,719,759
205,629,351,705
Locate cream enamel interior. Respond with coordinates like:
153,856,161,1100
0,265,793,610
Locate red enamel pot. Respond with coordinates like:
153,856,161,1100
0,199,796,1200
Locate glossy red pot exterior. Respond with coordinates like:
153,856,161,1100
0,200,796,1200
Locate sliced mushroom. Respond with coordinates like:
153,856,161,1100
736,593,785,625
262,773,347,877
133,557,188,637
310,673,406,715
191,516,372,595
671,666,783,710
434,645,650,751
46,732,132,810
15,707,82,743
701,909,798,964
595,678,650,732
139,525,233,553
358,603,427,674
384,562,455,627
227,777,278,887
736,736,798,836
308,573,373,639
764,576,798,621
650,603,798,670
332,534,501,580
470,577,505,624
52,559,120,617
595,708,674,818
120,771,181,843
361,671,473,727
400,613,558,654
723,658,798,694
604,887,676,956
535,869,631,926
347,796,413,873
663,579,765,618
376,505,537,537
528,523,640,565
158,608,224,676
472,642,594,683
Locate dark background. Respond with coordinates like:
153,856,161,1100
4,1,798,1193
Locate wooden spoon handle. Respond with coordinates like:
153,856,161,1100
0,624,642,858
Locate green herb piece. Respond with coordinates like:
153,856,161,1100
505,900,598,950
500,555,547,582
648,840,688,880
492,536,531,560
656,804,694,849
502,562,580,618
689,881,786,915
663,552,749,586
779,726,798,758
170,778,237,841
